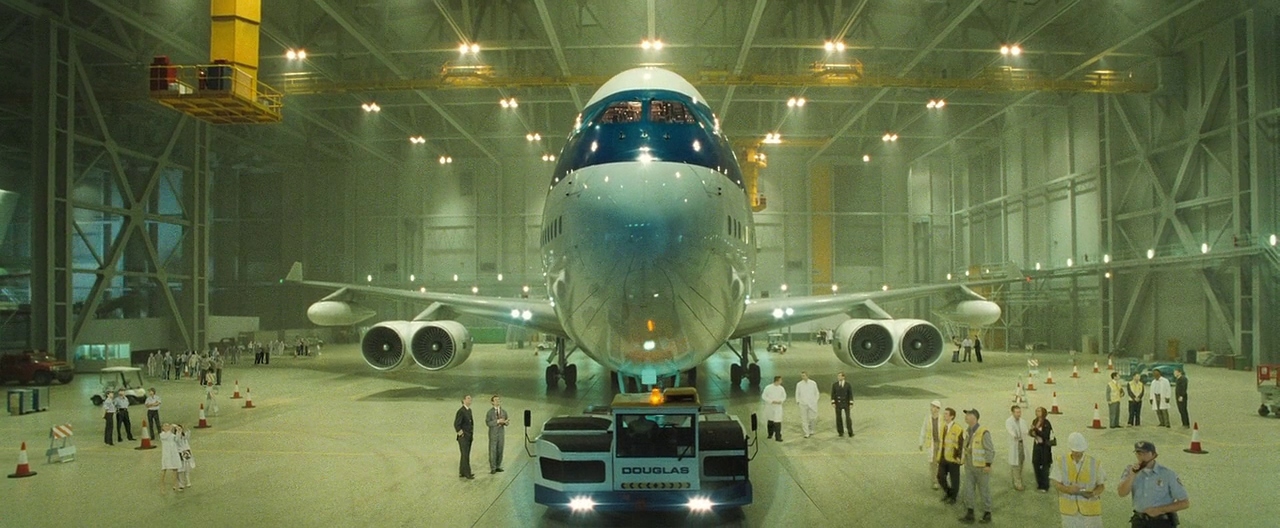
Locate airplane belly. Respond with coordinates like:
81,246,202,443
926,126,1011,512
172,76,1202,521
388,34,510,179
544,162,751,378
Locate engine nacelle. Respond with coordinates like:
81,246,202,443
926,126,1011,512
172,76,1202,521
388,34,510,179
831,319,894,369
409,320,473,371
888,319,945,369
361,320,474,371
308,300,377,326
361,321,415,371
937,300,1001,327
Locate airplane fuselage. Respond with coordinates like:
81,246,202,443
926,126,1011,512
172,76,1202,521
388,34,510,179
541,70,754,380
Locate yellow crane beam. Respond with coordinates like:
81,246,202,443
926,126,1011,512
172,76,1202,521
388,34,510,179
277,65,1153,96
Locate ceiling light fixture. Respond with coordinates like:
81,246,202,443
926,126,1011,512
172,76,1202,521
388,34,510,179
787,97,806,107
439,155,453,164
361,102,380,113
824,40,846,52
763,132,781,144
881,133,899,142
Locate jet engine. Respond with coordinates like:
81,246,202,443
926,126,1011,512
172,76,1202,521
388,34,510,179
361,321,415,371
409,320,473,371
887,319,945,369
307,300,377,326
361,320,474,372
830,319,894,368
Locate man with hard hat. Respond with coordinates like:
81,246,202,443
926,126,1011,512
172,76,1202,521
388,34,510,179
958,409,995,524
1118,441,1189,528
918,400,945,489
1051,432,1106,528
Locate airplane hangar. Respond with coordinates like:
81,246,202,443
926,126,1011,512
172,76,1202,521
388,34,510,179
1,1,1278,526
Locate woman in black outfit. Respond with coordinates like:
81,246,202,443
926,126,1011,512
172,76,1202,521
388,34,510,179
1029,406,1054,492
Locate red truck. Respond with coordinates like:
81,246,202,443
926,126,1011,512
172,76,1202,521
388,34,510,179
0,351,75,385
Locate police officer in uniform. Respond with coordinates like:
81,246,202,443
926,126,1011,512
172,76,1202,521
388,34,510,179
1118,441,1189,527
114,390,135,442
831,372,853,437
101,392,116,445
454,395,475,479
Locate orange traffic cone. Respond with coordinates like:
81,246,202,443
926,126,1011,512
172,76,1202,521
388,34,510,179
1183,422,1208,454
7,442,36,478
1071,366,1080,379
231,380,242,399
1107,357,1114,371
1089,404,1104,429
196,404,212,429
135,419,157,450
243,388,255,409
1026,373,1037,391
1050,392,1063,415
1092,361,1100,374
1045,369,1056,385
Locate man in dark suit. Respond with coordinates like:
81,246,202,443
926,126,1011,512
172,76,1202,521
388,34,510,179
831,372,854,437
1173,369,1190,428
454,395,475,479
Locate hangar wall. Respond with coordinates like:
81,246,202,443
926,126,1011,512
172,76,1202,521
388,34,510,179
909,8,1280,366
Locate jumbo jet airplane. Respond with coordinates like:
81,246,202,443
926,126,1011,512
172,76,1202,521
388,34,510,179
286,67,1001,390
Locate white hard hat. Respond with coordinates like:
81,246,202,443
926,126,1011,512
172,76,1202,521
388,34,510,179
1068,432,1088,452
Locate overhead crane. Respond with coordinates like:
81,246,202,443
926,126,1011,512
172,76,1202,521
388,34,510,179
275,60,1154,96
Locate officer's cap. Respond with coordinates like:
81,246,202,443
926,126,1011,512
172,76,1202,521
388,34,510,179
1134,441,1157,454
963,409,980,419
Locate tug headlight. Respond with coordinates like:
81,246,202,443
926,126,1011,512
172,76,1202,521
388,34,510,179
569,496,595,512
687,497,714,512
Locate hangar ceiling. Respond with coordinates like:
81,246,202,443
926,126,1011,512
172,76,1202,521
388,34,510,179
0,0,1234,167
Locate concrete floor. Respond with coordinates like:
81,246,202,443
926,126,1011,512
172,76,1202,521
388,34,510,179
2,341,1276,527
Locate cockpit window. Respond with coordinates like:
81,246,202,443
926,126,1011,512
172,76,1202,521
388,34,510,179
600,101,643,124
649,100,697,124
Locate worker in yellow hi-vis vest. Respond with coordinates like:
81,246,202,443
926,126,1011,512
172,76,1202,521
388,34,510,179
1052,432,1106,528
958,409,994,524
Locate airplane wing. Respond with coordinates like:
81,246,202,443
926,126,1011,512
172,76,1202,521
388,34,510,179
283,262,566,336
730,281,1004,339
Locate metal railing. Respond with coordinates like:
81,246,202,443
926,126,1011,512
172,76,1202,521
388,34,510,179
150,64,282,114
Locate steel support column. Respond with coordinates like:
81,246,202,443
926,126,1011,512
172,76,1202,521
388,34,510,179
30,17,74,360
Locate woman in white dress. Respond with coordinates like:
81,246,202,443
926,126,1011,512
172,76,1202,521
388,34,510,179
159,423,180,490
174,425,195,490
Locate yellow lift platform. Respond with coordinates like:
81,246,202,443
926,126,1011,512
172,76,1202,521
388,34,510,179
150,62,282,124
149,0,280,124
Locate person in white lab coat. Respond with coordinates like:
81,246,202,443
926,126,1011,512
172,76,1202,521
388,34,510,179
1148,370,1173,428
1005,405,1028,491
761,376,787,442
794,372,820,438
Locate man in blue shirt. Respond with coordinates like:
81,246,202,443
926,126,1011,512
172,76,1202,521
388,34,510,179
1117,441,1189,527
101,393,116,445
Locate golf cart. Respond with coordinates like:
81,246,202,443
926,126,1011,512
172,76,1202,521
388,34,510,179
88,366,147,406
766,332,788,354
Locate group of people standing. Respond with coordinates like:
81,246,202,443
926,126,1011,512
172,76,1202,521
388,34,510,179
453,394,509,479
952,336,984,363
1107,369,1192,429
150,350,224,386
158,422,195,492
759,371,855,442
920,400,1189,527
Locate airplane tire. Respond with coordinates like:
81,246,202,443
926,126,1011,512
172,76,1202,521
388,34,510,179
747,363,762,386
684,368,697,386
545,364,560,388
563,364,578,388
730,364,743,387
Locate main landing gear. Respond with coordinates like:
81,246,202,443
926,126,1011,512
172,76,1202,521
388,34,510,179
545,337,577,389
727,336,761,389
